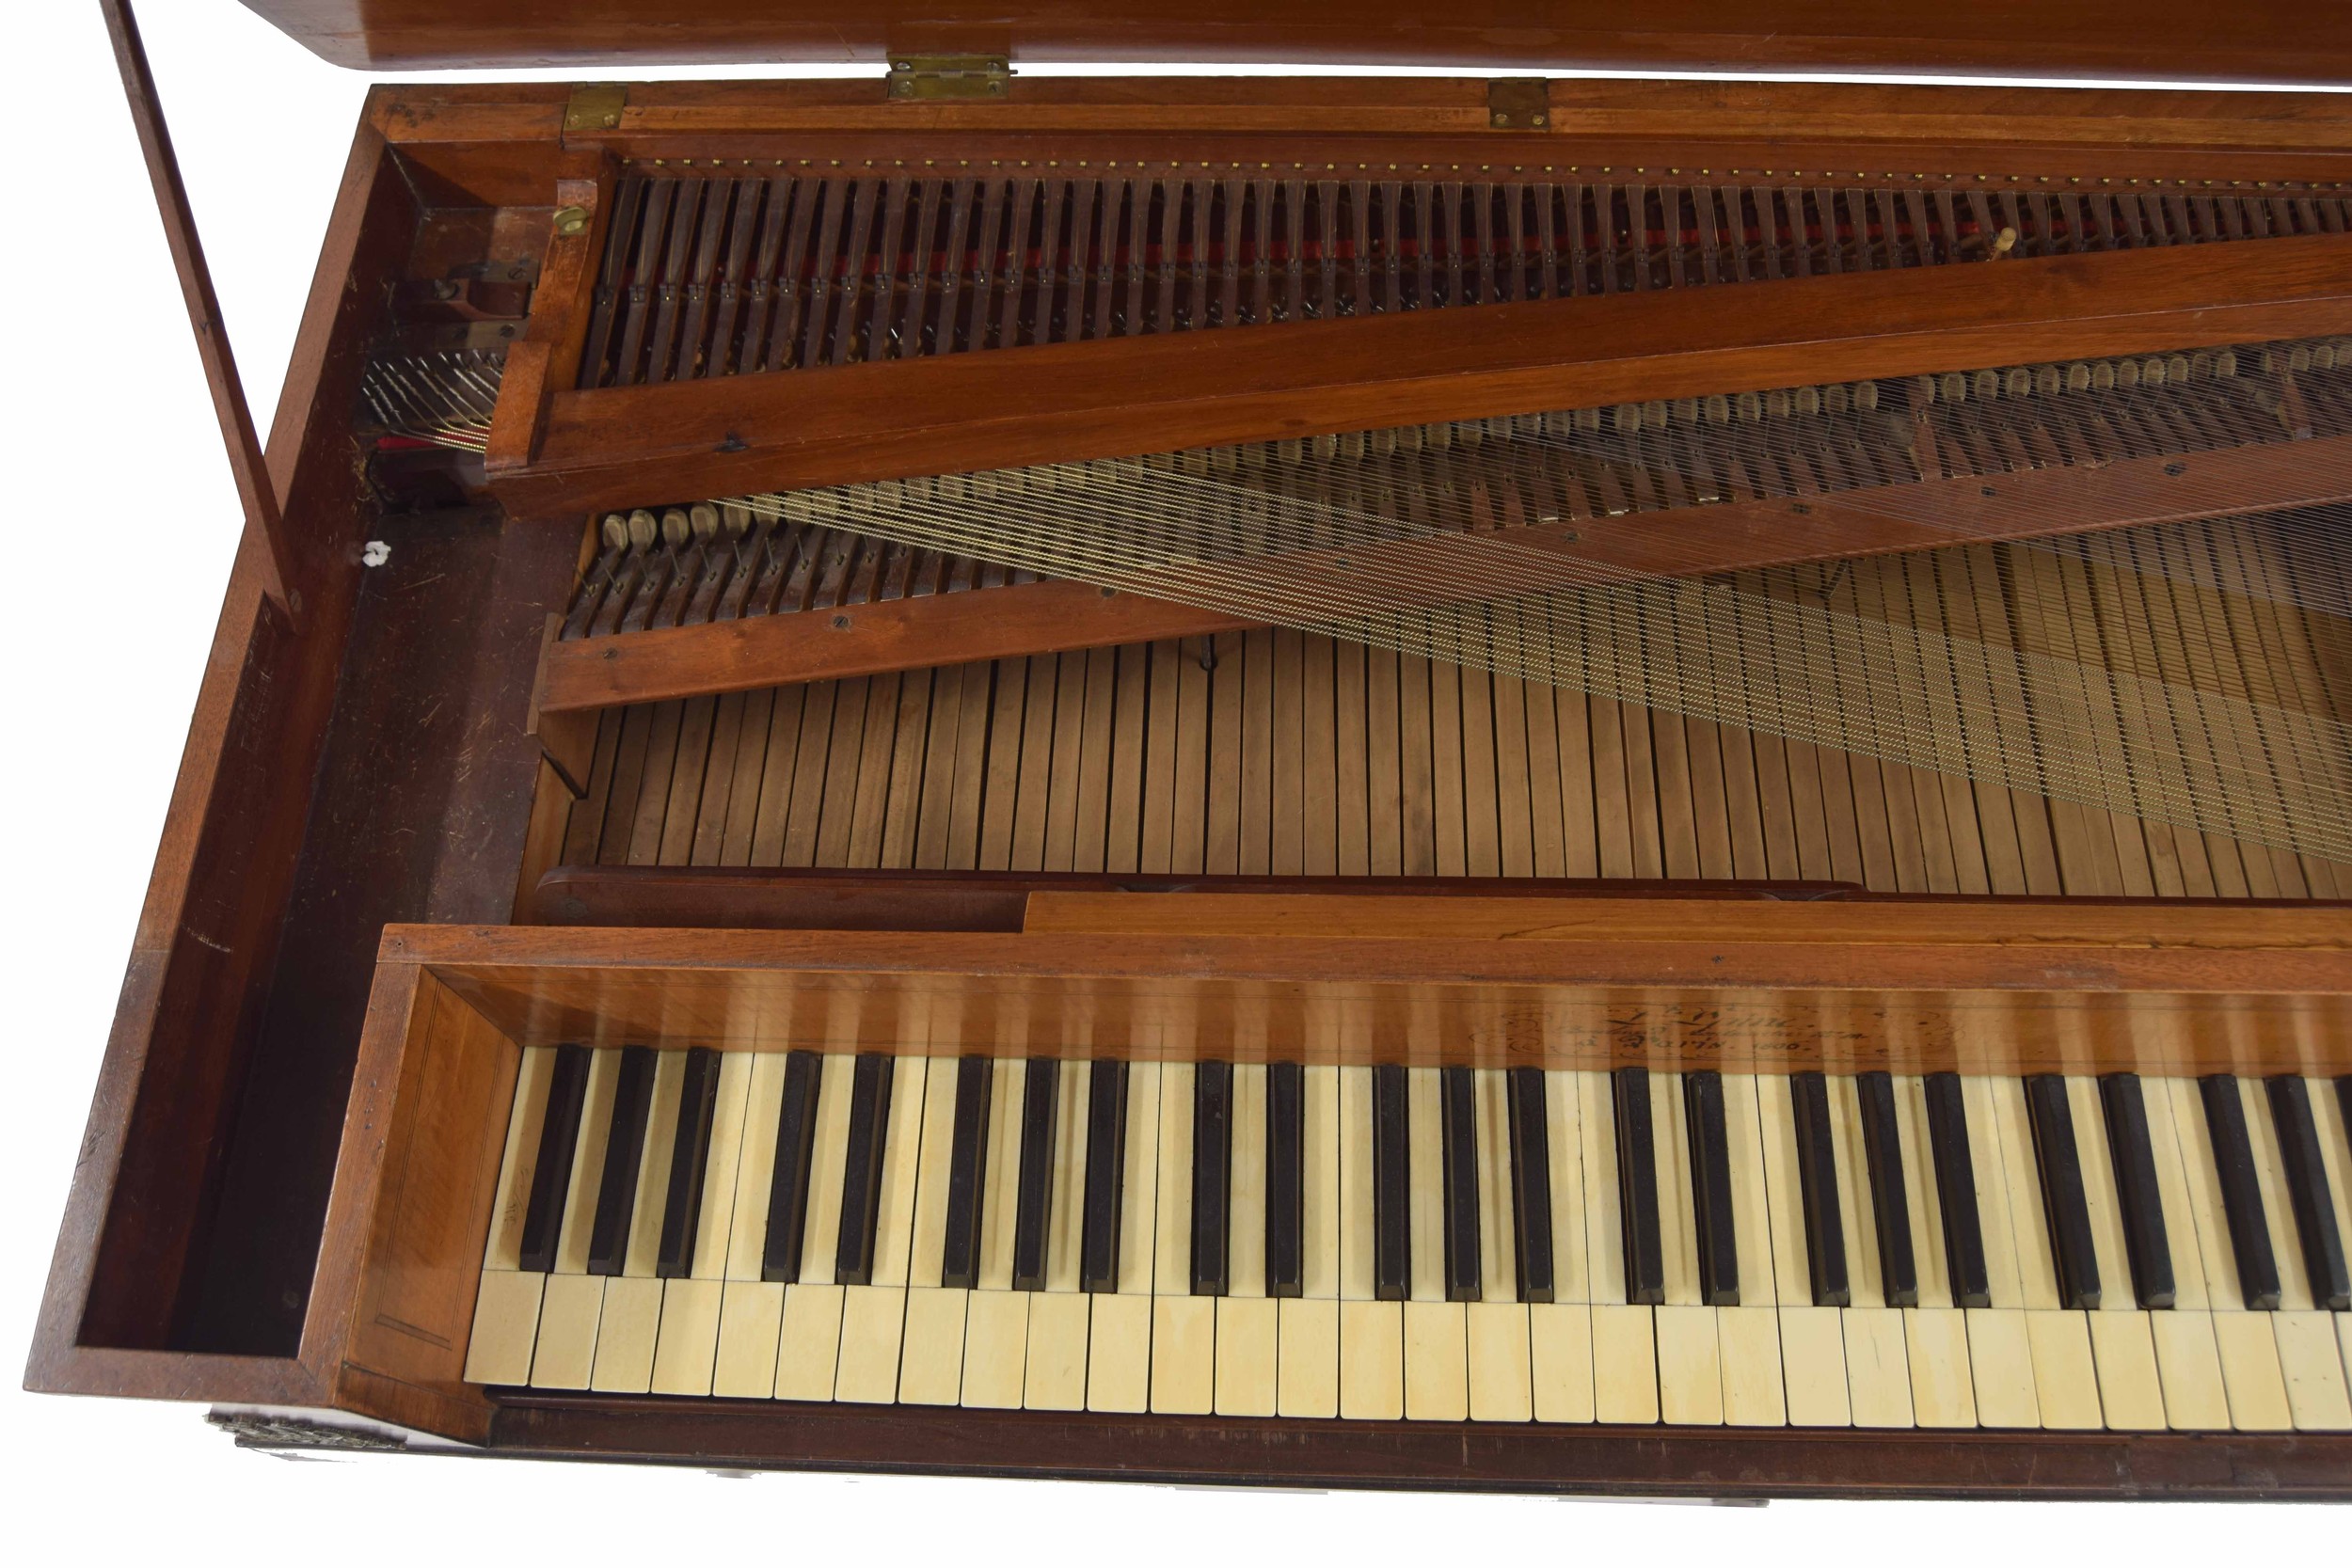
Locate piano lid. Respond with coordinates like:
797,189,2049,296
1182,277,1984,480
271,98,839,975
237,1,2352,85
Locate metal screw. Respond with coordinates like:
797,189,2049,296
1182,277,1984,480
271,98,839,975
552,205,589,236
832,614,851,629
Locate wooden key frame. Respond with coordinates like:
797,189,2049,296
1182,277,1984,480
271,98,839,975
143,899,2352,1482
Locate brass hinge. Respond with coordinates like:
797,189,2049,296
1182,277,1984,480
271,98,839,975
1486,78,1550,131
563,83,628,137
886,54,1013,102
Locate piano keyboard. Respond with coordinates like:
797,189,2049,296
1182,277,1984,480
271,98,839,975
468,1050,2352,1430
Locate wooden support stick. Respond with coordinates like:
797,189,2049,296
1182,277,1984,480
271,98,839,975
99,0,299,622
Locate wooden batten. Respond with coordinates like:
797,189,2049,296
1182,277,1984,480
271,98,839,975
490,236,2352,515
528,434,2352,718
379,909,2352,1078
534,578,1248,718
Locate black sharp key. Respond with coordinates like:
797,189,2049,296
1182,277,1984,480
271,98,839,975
1611,1067,1665,1307
759,1051,825,1283
2099,1073,2176,1309
1265,1061,1306,1298
1192,1061,1234,1295
1439,1066,1482,1302
2340,1077,2352,1153
1684,1070,1740,1307
1855,1071,1918,1307
1372,1063,1411,1302
1506,1068,1555,1304
655,1047,723,1278
1011,1057,1061,1292
939,1056,994,1290
587,1046,659,1275
2201,1074,2281,1309
1922,1072,1990,1307
2024,1074,2102,1311
1081,1060,1130,1293
518,1044,591,1274
2266,1075,2351,1311
1789,1071,1850,1307
833,1054,896,1287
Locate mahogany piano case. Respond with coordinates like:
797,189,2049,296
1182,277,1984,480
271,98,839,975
28,0,2352,1497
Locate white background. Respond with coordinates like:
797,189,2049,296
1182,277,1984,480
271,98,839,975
0,3,2339,1558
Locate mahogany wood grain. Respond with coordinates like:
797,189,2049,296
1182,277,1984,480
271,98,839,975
362,76,2352,185
493,235,2352,515
530,436,2352,717
489,1393,2352,1498
1023,891,2352,948
378,912,2352,1077
485,173,608,478
536,580,1248,717
532,865,1864,930
35,121,417,1376
102,0,295,617
306,966,505,1443
235,2,2352,88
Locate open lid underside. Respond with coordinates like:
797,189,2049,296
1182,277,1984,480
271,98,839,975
239,1,2352,85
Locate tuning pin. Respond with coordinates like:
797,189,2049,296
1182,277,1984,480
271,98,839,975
627,509,659,549
601,513,628,550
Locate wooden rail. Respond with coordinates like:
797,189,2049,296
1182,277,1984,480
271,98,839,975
490,235,2352,515
529,430,2352,723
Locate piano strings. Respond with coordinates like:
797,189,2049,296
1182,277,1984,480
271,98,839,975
591,343,2352,863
